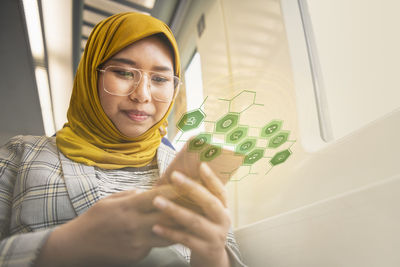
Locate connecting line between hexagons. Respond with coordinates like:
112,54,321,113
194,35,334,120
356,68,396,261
218,90,264,114
218,90,257,103
221,159,265,182
287,140,296,149
264,166,273,176
239,103,264,114
199,96,208,109
220,166,242,180
230,166,258,182
174,131,185,143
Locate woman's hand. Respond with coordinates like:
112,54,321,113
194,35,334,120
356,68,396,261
35,185,180,267
152,163,232,267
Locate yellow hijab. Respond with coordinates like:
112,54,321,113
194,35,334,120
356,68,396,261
56,12,180,169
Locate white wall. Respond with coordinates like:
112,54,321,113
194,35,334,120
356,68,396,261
231,0,400,265
306,0,400,141
235,108,400,267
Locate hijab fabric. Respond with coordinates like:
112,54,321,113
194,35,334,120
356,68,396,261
56,12,180,169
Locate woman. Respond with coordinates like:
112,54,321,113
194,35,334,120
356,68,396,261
0,12,246,267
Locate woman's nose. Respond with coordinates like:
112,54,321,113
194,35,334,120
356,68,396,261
129,73,152,102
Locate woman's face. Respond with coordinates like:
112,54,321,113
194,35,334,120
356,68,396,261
98,35,174,138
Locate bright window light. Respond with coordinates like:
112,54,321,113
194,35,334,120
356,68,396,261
22,0,55,136
22,0,45,60
184,52,204,111
173,52,205,151
35,67,55,136
127,0,156,9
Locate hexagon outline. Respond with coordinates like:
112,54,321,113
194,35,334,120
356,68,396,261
260,120,283,138
177,109,206,132
270,149,291,166
235,138,257,155
215,112,240,133
243,148,265,166
200,144,222,162
188,133,213,152
225,126,248,144
268,130,290,149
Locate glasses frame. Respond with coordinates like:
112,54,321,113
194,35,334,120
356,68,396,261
97,65,181,103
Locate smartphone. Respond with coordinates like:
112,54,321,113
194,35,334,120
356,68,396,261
157,136,244,213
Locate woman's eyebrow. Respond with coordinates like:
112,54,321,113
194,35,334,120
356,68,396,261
152,65,173,72
108,58,136,65
109,57,173,72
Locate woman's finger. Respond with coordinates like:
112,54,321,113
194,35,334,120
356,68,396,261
130,184,180,213
152,223,207,251
198,162,228,207
153,195,213,236
170,171,230,225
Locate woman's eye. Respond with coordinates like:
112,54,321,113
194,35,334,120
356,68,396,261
152,75,169,83
114,70,134,78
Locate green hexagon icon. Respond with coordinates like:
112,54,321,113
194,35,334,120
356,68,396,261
215,113,240,133
177,109,205,132
226,126,248,144
235,138,257,155
270,149,291,166
243,148,265,165
268,131,290,148
261,120,283,138
188,133,212,151
200,145,222,162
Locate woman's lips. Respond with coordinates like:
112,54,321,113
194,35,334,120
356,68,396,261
123,110,150,122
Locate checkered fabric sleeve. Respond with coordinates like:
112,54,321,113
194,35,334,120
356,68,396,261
0,136,53,267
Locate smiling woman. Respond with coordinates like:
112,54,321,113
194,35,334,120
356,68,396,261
0,12,246,267
97,35,177,138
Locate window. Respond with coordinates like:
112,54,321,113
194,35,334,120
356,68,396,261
184,52,204,111
172,51,205,150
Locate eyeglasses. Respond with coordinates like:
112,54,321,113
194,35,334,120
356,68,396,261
98,65,181,102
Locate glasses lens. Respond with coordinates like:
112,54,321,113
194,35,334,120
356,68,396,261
102,66,180,102
103,66,140,96
149,72,179,102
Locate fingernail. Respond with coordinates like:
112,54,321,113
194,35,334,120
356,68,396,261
171,171,184,184
154,196,167,208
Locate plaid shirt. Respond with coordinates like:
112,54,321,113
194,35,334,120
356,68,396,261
0,135,246,267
